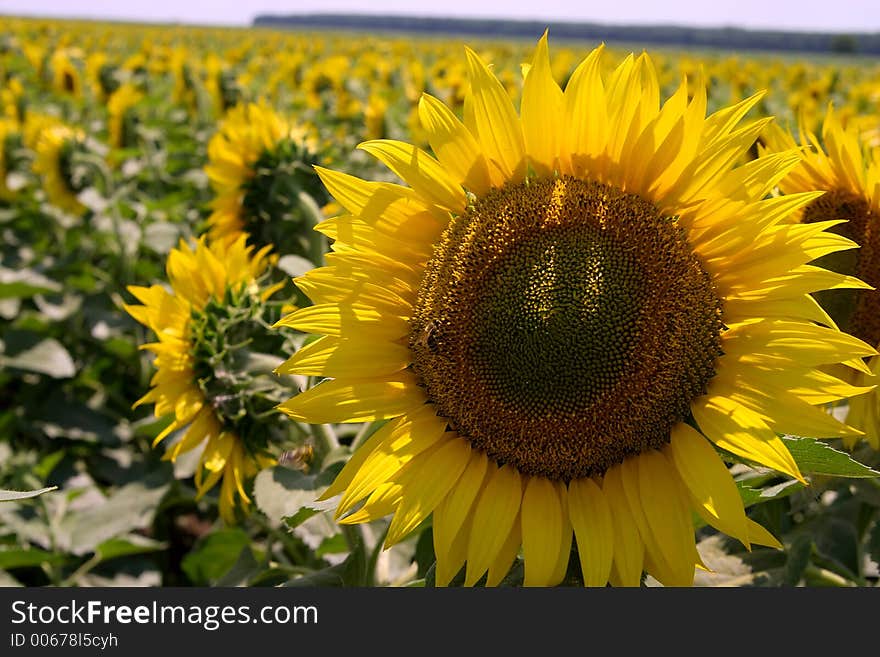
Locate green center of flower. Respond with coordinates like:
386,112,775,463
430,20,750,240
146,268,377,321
240,139,328,253
410,177,723,481
188,285,293,453
58,139,92,194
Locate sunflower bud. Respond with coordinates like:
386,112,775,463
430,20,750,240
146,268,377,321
126,235,303,523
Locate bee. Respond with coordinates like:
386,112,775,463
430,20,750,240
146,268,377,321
278,445,314,470
412,319,441,354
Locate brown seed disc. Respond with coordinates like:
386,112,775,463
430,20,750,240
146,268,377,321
409,176,723,481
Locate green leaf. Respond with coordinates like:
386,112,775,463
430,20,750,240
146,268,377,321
283,547,366,587
867,518,880,572
181,528,251,585
737,479,803,508
276,254,315,278
782,436,880,478
95,535,166,563
0,267,61,299
0,547,66,570
0,487,57,502
0,338,75,378
253,465,339,526
59,477,169,555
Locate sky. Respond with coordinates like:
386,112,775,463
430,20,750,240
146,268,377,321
1,0,879,33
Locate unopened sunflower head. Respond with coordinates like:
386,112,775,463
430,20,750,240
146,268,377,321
762,106,880,449
276,34,878,587
204,102,330,256
125,235,301,523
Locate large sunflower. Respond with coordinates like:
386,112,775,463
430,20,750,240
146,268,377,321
277,36,875,587
204,102,327,251
763,107,880,448
126,236,285,523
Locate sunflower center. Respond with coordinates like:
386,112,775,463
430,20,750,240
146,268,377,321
802,190,880,347
410,177,723,481
188,285,292,453
240,140,328,253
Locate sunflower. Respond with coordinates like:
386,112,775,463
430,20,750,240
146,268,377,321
277,35,876,587
107,83,143,149
49,48,82,97
204,102,328,253
762,107,880,449
0,119,19,201
125,236,289,523
31,122,87,216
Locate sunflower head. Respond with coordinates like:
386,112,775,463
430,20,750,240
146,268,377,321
277,35,875,587
205,102,329,255
107,82,143,149
126,235,302,523
31,121,92,216
763,107,880,449
0,118,21,201
49,49,81,97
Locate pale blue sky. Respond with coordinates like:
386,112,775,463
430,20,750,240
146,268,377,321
1,0,878,32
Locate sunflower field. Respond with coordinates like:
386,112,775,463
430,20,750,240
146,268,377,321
2,16,880,590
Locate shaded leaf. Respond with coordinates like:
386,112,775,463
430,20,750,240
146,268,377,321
0,487,57,502
784,535,813,586
253,465,339,526
59,477,169,555
181,528,250,585
0,338,75,378
0,267,61,299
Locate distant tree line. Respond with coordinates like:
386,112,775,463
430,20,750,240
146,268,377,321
252,13,880,55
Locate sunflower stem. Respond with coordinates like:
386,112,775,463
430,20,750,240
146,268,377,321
341,524,373,585
803,565,856,587
310,422,339,465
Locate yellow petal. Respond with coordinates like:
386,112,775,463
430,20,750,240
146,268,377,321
464,46,526,185
568,477,614,587
418,93,490,195
520,31,564,177
691,394,804,483
385,437,472,546
358,139,466,212
274,303,410,341
637,451,698,586
277,373,425,424
276,335,411,378
485,514,523,587
521,477,565,587
336,404,447,515
562,45,607,175
602,465,644,587
432,450,488,565
667,423,749,549
318,416,396,501
465,464,522,586
747,519,783,549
